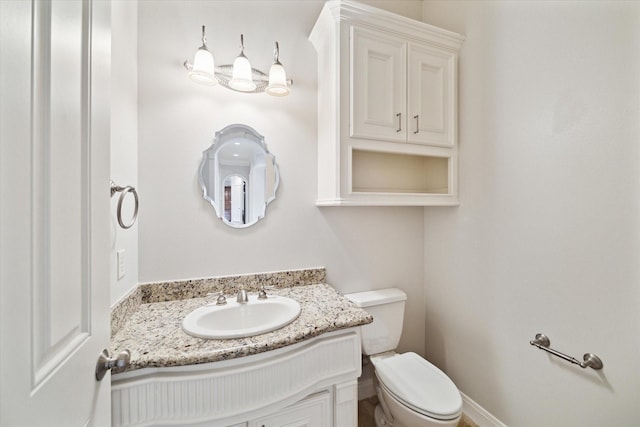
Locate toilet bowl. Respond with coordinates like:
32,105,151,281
345,289,462,427
371,352,461,427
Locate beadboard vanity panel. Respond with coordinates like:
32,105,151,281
111,330,360,427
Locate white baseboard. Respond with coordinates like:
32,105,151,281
460,391,507,427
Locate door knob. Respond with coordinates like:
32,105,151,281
95,348,130,381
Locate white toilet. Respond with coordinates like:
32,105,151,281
346,288,462,427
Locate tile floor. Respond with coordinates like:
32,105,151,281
358,396,479,427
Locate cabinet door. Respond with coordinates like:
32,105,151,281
407,43,456,147
351,26,406,142
250,392,331,427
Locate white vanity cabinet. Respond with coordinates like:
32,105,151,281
226,392,330,427
249,392,331,427
111,329,360,427
310,0,464,206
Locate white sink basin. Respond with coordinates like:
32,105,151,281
182,295,301,339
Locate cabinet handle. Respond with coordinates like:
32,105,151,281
413,115,419,134
396,113,402,133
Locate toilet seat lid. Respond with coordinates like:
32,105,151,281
375,352,462,420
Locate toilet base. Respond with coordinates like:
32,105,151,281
375,401,461,427
374,404,393,427
376,382,461,427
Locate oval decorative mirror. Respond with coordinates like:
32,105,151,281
198,124,280,228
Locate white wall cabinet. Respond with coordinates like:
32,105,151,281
310,0,464,206
351,27,455,148
351,27,407,142
407,43,456,147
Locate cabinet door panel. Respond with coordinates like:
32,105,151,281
408,44,455,146
351,26,406,142
250,392,330,427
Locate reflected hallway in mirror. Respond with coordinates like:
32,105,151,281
198,124,279,228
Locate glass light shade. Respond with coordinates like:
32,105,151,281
266,62,289,97
189,47,217,85
229,54,256,92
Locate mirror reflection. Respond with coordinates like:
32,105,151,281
198,124,279,228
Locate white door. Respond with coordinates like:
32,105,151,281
350,26,407,142
1,0,112,426
407,43,456,147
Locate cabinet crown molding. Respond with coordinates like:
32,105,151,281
323,0,465,51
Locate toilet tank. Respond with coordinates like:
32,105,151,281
345,288,407,355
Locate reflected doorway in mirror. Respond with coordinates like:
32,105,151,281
198,124,280,228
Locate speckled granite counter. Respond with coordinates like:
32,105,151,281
111,280,372,372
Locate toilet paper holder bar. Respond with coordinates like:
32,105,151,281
529,333,603,370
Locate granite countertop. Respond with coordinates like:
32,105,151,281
111,283,372,372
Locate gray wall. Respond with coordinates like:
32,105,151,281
111,0,139,305
423,1,640,425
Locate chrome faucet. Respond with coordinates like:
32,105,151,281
236,287,249,303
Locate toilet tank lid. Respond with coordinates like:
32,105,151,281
345,288,407,308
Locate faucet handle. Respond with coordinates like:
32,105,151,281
207,292,227,306
258,285,275,299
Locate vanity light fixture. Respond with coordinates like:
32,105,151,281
186,26,217,86
229,34,256,92
184,26,293,96
266,42,290,97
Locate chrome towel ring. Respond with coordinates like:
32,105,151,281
110,180,139,229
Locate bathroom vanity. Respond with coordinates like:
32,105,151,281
110,270,372,427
